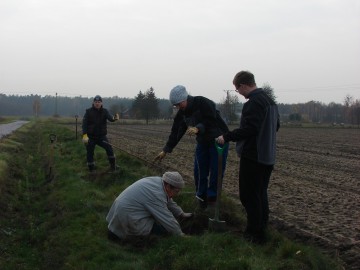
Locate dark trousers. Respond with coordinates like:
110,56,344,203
86,136,115,167
194,142,228,200
239,157,273,234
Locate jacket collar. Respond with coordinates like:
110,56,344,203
184,95,194,112
247,88,263,98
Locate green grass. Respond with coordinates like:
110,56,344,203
0,118,343,269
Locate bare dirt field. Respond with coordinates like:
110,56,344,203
105,123,359,269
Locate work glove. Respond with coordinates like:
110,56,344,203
185,127,199,136
82,134,89,144
113,113,120,121
154,151,166,162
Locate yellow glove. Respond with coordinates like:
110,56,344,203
113,113,120,121
82,134,89,144
186,127,199,136
154,151,166,162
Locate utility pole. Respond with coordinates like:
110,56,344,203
75,115,79,139
55,92,58,117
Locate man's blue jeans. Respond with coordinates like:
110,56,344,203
194,142,228,201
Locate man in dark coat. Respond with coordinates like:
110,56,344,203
217,71,280,243
82,95,119,172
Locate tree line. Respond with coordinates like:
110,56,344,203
0,86,359,126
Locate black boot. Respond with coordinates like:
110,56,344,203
109,158,117,172
196,195,207,210
244,227,267,245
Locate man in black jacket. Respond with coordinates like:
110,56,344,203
217,71,280,244
155,85,229,210
82,95,119,172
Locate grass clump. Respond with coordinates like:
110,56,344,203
0,119,343,270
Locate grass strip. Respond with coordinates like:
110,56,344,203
0,118,343,269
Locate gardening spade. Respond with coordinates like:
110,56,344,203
208,142,228,232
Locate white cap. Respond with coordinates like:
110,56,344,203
162,171,185,189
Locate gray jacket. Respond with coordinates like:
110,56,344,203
223,88,280,165
106,176,184,239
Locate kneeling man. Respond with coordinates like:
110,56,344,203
106,171,192,239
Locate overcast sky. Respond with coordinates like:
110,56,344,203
1,0,359,104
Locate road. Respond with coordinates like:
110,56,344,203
0,121,29,139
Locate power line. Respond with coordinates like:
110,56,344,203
275,83,360,93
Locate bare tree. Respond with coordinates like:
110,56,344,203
219,90,239,124
262,83,277,103
344,94,354,124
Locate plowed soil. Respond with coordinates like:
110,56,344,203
106,123,359,269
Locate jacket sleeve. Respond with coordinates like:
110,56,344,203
105,109,115,122
223,101,265,142
167,198,184,217
144,199,184,236
195,98,229,139
196,98,218,135
163,113,187,153
190,97,218,136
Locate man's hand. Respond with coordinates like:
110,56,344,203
180,212,193,219
216,135,225,145
82,134,89,144
154,151,166,162
113,113,120,121
179,212,194,223
186,127,199,136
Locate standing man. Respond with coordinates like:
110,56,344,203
155,85,229,210
106,171,193,239
216,71,280,244
82,95,119,172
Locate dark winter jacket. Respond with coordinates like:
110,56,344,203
223,88,280,165
82,106,115,139
163,95,229,153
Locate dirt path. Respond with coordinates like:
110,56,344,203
101,123,359,269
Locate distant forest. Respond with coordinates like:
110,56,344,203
0,93,359,126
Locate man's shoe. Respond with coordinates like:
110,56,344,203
243,230,266,245
196,195,207,210
109,165,120,173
